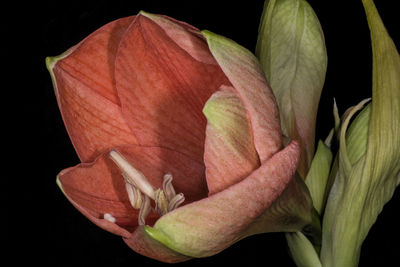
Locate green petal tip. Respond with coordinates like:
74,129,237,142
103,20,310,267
144,225,187,256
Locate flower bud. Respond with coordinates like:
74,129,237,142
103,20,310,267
256,0,328,179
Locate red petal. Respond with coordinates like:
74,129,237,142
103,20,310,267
115,14,230,163
49,16,138,162
57,145,207,235
59,188,133,238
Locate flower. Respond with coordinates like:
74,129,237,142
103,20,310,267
46,11,313,263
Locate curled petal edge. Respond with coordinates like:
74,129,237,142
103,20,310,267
145,141,301,258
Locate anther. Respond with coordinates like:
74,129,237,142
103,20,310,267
168,193,185,211
155,189,169,215
125,181,142,209
162,173,176,201
138,195,151,226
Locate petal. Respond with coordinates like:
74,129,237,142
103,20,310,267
115,14,230,163
123,226,191,263
57,145,208,236
202,30,282,163
57,179,133,238
60,185,191,263
243,174,313,235
145,141,300,258
203,85,260,194
139,12,216,65
46,16,138,163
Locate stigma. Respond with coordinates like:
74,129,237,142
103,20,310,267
109,150,185,225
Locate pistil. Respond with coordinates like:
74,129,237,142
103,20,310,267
110,150,156,199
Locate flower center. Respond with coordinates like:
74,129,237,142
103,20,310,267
109,150,185,225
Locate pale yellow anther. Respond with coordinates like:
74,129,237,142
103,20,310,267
138,195,151,226
125,181,142,209
162,173,176,201
168,193,185,211
109,150,156,200
155,189,169,215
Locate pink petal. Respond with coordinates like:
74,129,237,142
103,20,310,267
244,175,313,235
145,141,300,257
202,31,282,163
139,12,216,64
114,14,230,163
123,226,191,263
203,85,260,194
57,145,208,235
48,16,138,162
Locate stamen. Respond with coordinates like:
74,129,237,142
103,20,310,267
168,193,185,212
162,173,176,201
103,213,116,223
138,195,151,226
125,181,142,209
109,150,155,200
155,189,169,215
109,150,186,225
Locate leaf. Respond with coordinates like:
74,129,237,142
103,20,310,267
321,1,400,266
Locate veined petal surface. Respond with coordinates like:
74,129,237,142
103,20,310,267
115,15,230,163
203,85,260,194
47,16,138,162
57,145,207,235
202,30,282,163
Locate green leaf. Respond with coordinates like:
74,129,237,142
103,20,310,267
320,100,370,267
321,1,400,266
256,0,327,179
345,104,371,165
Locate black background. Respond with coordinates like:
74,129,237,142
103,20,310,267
7,0,399,266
